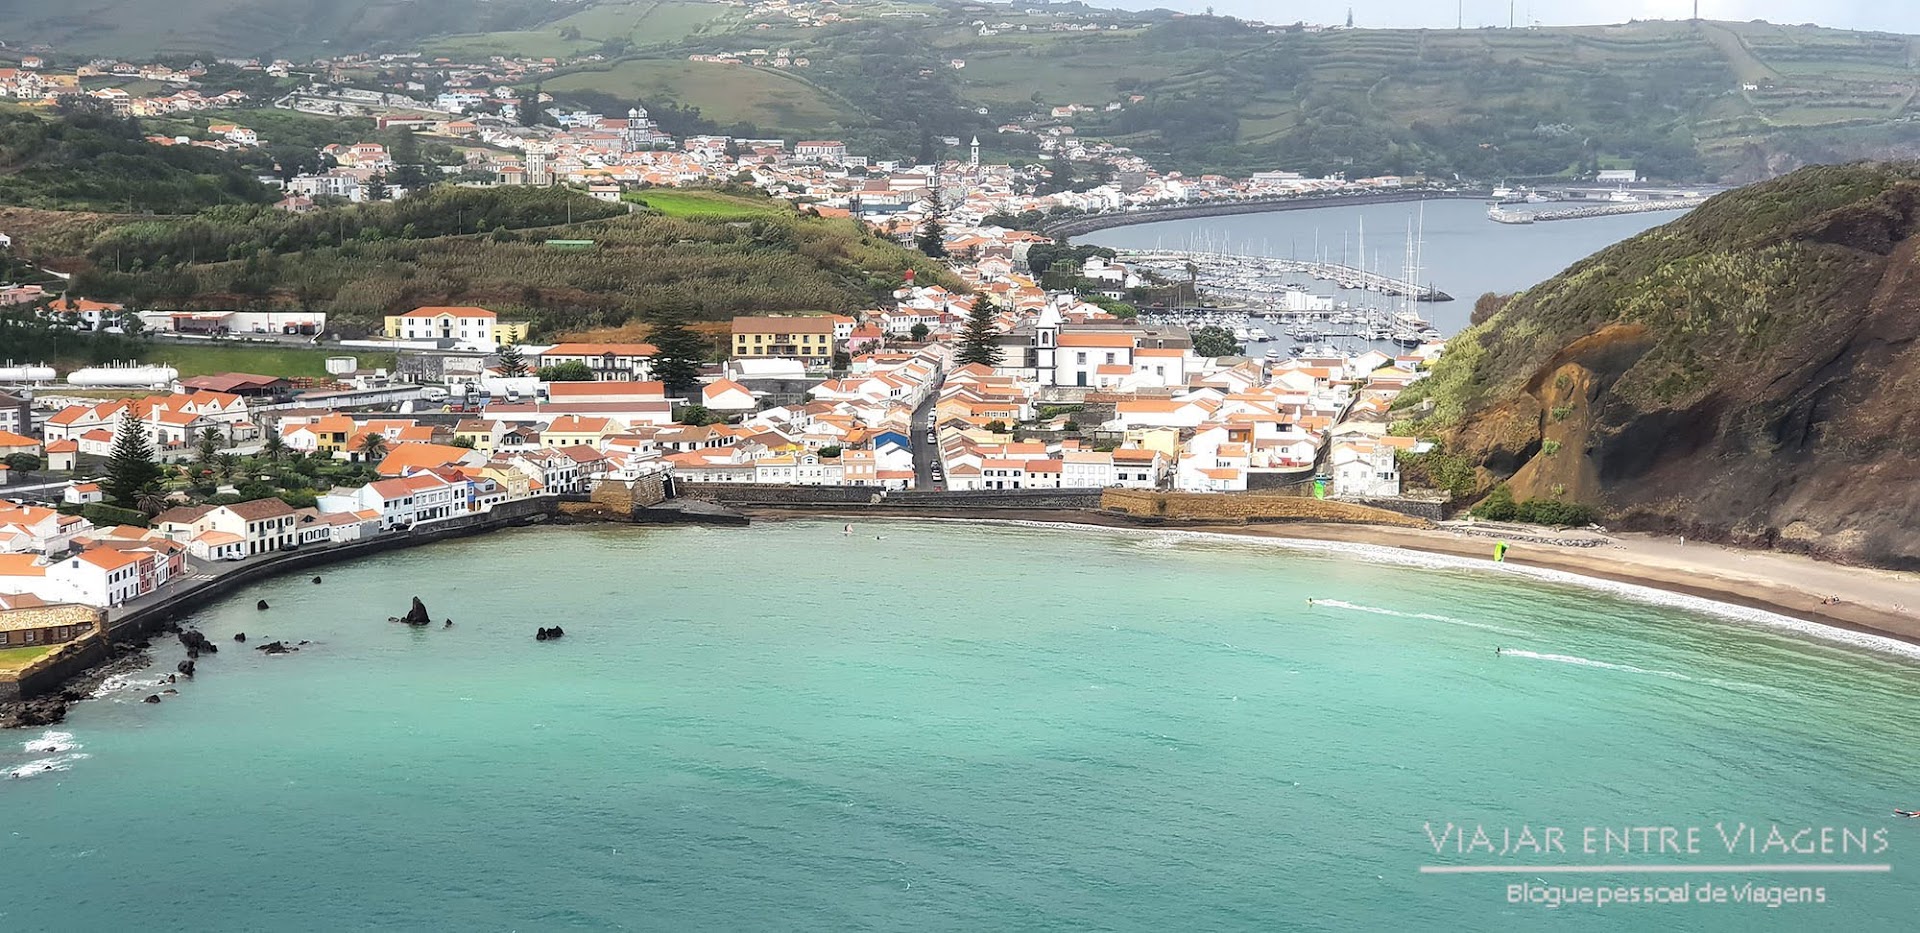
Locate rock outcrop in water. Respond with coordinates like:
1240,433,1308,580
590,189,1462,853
395,597,432,626
178,630,217,657
1404,163,1920,569
255,641,296,655
535,626,565,641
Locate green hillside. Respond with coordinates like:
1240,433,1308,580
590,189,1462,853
0,108,275,213
1395,163,1920,566
49,186,959,332
0,0,571,57
509,8,1920,182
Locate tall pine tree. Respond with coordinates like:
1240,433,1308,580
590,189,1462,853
496,342,529,377
647,306,708,399
917,191,949,259
956,304,1003,368
104,412,164,508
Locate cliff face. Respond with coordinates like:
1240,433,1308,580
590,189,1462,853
1415,163,1920,568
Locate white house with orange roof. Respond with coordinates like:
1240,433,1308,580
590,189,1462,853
61,482,104,506
0,502,94,554
702,378,756,413
1051,330,1135,387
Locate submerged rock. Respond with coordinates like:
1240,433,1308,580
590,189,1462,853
142,694,161,704
256,600,270,611
312,576,322,584
535,626,566,641
233,632,247,643
255,641,296,655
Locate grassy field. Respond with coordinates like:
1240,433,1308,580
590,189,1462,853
623,189,787,219
140,343,397,379
542,58,844,132
0,644,59,674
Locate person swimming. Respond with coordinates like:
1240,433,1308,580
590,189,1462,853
1495,646,1503,656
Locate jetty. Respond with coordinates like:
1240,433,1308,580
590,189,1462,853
1119,249,1451,302
1488,197,1708,225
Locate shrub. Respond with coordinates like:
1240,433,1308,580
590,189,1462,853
1513,499,1597,527
1541,440,1562,456
1470,484,1517,521
81,502,149,527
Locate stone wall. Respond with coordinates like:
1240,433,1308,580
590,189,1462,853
1335,496,1450,522
886,489,1105,510
589,475,668,514
677,483,884,505
0,632,107,702
1101,489,1434,528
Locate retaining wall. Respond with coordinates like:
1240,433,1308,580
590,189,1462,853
1101,489,1433,528
0,636,108,702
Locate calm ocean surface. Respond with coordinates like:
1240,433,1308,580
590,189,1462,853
1083,198,1681,333
5,521,1918,930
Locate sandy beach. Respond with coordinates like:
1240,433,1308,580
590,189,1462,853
744,507,1920,650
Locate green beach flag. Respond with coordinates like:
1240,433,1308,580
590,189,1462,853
1494,541,1509,562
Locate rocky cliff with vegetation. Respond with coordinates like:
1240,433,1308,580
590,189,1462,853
1396,163,1920,568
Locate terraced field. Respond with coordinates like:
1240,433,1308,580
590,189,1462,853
542,58,845,133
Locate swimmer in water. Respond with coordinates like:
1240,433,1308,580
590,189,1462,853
1495,646,1503,656
1305,598,1314,607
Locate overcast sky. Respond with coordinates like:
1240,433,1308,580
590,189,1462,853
1119,1,1920,33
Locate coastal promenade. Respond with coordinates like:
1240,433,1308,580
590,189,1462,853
106,496,560,640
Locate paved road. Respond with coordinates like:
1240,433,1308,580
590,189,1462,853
910,377,944,490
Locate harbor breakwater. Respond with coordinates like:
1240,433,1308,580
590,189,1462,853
1041,191,1487,238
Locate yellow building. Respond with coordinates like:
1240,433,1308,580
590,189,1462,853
480,464,533,500
540,415,620,449
731,315,838,365
383,306,530,346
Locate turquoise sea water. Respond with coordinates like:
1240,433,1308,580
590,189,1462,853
5,521,1919,930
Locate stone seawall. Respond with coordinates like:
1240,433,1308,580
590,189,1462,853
1101,489,1434,528
679,484,1107,511
1335,496,1449,522
106,496,560,641
677,483,883,505
0,637,108,703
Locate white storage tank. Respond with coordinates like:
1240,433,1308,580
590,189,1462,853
67,365,180,389
0,364,57,382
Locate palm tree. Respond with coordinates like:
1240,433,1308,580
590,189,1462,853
134,491,168,516
262,431,285,463
357,433,388,463
214,452,241,482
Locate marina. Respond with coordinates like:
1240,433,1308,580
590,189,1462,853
1118,249,1451,303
